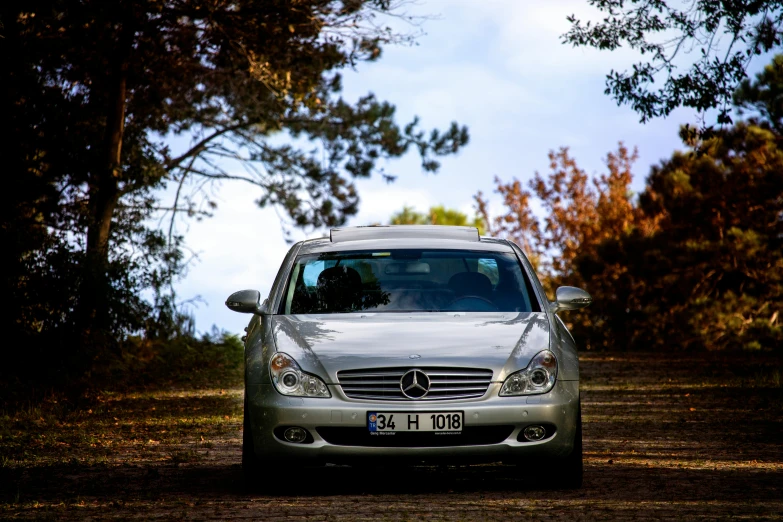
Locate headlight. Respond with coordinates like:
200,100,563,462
499,350,557,396
269,352,331,398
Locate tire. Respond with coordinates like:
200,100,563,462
560,401,584,489
512,401,583,490
242,396,264,489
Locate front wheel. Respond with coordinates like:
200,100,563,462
242,396,265,488
560,402,583,489
513,401,583,489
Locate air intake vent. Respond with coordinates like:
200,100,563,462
316,426,514,447
337,367,493,401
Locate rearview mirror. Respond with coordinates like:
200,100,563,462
225,289,267,314
384,261,430,275
550,286,592,314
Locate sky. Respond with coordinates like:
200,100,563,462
164,0,753,336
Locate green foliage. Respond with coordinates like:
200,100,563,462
1,328,245,409
734,54,783,133
563,1,783,127
390,205,486,234
104,329,245,390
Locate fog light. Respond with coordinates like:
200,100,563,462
523,425,546,441
283,427,308,443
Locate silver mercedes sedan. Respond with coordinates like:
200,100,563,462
226,225,591,488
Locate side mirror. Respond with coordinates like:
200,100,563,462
550,286,592,314
225,289,267,314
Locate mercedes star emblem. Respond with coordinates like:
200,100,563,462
400,369,431,399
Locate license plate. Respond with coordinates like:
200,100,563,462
367,412,463,433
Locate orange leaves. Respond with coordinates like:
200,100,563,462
478,143,645,290
476,177,539,256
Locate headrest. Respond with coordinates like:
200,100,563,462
317,266,361,288
448,272,492,297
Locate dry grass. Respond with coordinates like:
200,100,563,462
1,351,781,521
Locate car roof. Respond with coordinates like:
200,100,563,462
297,226,515,255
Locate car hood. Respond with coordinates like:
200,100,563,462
270,312,551,383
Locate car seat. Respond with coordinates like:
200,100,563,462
447,272,493,299
316,266,363,312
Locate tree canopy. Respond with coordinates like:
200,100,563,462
390,205,485,234
479,56,783,351
734,53,783,133
1,0,468,386
563,1,783,127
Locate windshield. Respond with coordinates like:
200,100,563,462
279,249,540,314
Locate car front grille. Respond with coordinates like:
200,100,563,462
316,426,514,447
337,367,494,401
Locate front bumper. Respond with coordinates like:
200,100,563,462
246,380,580,465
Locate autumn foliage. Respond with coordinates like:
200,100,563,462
478,134,782,351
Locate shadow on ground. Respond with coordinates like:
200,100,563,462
3,460,781,520
2,353,781,520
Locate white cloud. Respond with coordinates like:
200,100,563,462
351,184,434,225
169,180,294,334
477,0,645,77
164,0,705,333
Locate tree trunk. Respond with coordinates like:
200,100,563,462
76,24,132,362
89,70,125,262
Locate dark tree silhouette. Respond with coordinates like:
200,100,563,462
563,1,783,128
1,0,468,385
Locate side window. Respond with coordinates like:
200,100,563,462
477,258,499,286
288,260,334,313
302,261,325,287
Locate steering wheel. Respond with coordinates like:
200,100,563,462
446,295,499,312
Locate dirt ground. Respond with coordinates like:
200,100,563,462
2,353,782,521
